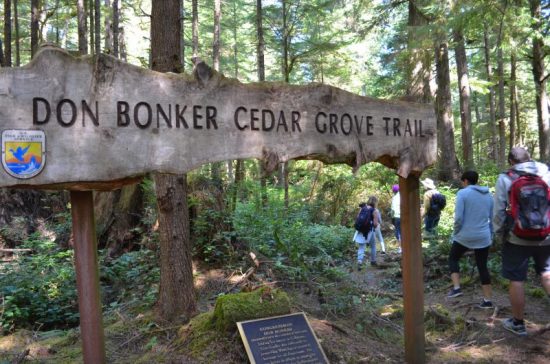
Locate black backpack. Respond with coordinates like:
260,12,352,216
428,193,446,216
354,205,374,235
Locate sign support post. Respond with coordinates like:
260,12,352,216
400,175,425,363
70,191,106,364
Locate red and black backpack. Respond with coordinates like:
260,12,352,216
507,170,550,240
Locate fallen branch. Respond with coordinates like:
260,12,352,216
320,320,349,336
0,248,32,253
361,288,402,300
224,266,256,294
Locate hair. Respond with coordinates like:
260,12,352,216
358,202,366,208
461,170,479,185
367,196,378,207
508,147,531,164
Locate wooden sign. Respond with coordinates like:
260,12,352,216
0,45,436,190
237,312,329,364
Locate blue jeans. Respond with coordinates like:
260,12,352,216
424,214,440,233
357,231,376,263
392,218,401,242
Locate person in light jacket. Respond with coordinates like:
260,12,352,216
447,171,494,310
493,147,550,336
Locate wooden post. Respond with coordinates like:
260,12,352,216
71,191,106,364
400,175,425,363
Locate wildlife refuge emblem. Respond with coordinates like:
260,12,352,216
2,130,46,179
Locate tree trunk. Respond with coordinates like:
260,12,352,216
213,0,221,70
192,0,199,58
151,0,196,322
406,0,432,103
256,0,268,206
483,27,497,162
13,0,19,66
256,0,265,82
77,0,88,55
0,39,4,67
31,0,39,58
210,0,223,187
509,50,517,149
454,29,473,169
435,41,460,181
496,45,506,169
530,0,550,160
4,0,12,67
89,0,94,55
119,26,126,61
104,0,112,54
94,0,101,56
112,0,119,58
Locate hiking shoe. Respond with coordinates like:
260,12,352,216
370,261,377,266
381,251,387,255
358,263,362,272
447,288,463,298
502,318,527,337
478,299,494,309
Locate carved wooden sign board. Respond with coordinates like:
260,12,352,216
0,46,436,191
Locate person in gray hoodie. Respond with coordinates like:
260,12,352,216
494,147,550,337
447,170,494,309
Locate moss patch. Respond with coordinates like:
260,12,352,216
212,287,291,332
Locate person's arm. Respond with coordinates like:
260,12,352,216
493,174,509,235
453,191,464,235
372,207,379,228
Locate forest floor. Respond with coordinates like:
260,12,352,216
1,240,550,363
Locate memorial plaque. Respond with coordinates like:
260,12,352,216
237,312,329,364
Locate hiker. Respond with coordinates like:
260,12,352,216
353,197,380,270
493,147,550,336
391,184,402,254
368,197,386,255
447,171,494,309
421,178,445,235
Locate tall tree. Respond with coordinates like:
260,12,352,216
454,28,474,169
4,0,12,67
94,0,101,55
509,50,518,148
104,0,112,54
435,40,460,181
13,0,19,66
151,0,196,322
192,0,199,58
77,0,88,55
529,0,550,160
256,0,269,206
483,25,498,161
210,0,223,187
112,0,119,58
406,0,432,103
31,0,39,57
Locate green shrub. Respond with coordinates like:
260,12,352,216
0,235,78,333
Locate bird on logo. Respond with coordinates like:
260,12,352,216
9,145,31,162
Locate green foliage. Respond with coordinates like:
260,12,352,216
101,249,160,312
0,235,78,333
233,195,353,281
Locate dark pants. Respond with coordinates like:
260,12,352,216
449,241,491,285
392,218,401,241
424,214,440,233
